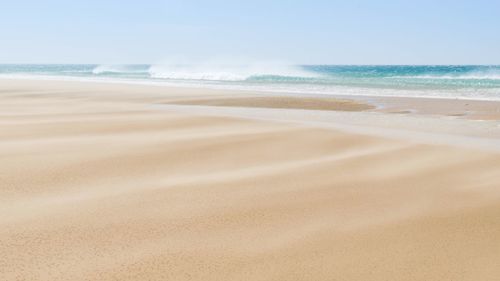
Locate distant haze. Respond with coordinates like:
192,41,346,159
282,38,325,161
1,0,499,64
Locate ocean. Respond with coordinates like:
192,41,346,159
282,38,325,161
1,64,500,100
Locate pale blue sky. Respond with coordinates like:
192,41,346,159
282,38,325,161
1,0,499,64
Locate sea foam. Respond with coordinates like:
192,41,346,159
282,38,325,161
148,63,318,81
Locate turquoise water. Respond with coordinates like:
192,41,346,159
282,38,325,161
1,64,500,100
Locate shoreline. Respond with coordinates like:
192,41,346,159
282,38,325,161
1,76,499,123
2,74,500,103
1,78,499,152
2,76,500,114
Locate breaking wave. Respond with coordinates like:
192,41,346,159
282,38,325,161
92,65,149,75
148,63,319,81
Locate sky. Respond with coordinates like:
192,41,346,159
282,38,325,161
1,0,499,64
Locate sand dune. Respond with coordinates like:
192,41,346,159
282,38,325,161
1,79,500,280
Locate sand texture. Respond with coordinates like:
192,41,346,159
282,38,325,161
1,79,500,281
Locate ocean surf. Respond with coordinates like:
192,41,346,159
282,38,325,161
1,64,499,100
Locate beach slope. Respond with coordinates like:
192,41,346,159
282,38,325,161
1,80,500,281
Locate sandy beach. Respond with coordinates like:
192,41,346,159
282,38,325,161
1,79,500,281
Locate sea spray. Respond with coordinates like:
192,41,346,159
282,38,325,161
148,62,318,81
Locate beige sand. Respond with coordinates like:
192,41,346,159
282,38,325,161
1,79,500,281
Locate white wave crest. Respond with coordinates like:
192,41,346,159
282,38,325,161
92,65,146,75
148,63,318,81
